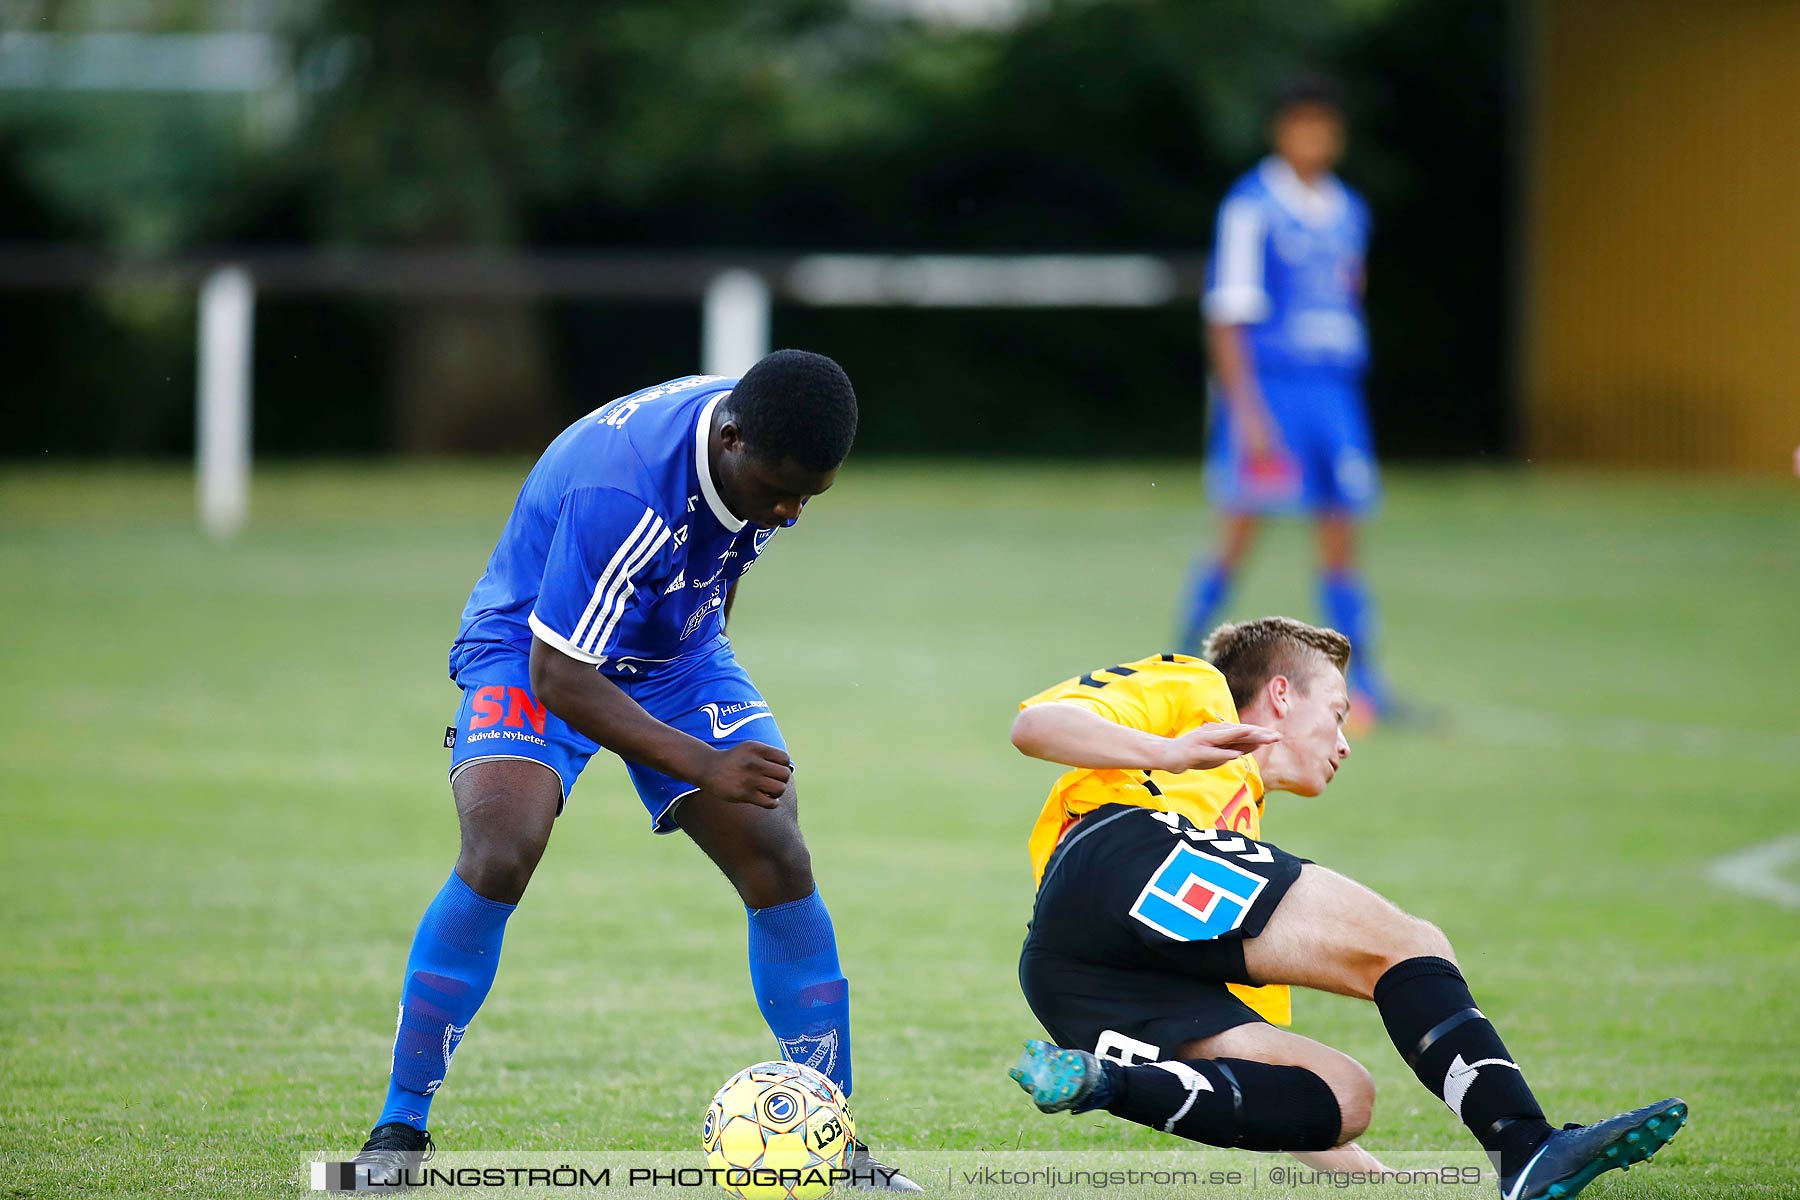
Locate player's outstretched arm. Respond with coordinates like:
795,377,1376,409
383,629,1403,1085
1010,701,1278,773
1206,322,1280,458
529,636,789,807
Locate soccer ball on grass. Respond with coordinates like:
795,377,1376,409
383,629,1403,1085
701,1060,855,1200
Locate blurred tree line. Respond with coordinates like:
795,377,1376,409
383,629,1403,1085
0,0,1511,459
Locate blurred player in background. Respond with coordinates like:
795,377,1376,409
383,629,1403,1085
352,351,918,1191
1006,619,1685,1200
1175,76,1394,721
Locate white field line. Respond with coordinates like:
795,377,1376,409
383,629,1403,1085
1706,833,1800,910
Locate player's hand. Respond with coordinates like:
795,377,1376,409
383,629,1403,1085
1156,723,1280,773
701,742,791,808
1238,404,1284,461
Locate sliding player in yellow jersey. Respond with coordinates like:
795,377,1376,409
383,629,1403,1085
1006,618,1686,1200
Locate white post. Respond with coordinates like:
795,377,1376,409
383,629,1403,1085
702,269,770,377
197,265,254,539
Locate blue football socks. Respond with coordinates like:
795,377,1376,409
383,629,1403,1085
1320,569,1388,709
377,871,516,1130
1177,560,1234,654
746,888,853,1096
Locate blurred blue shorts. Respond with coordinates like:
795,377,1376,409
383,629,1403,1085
1205,374,1380,516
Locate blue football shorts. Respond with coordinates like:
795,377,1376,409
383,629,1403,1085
1205,373,1380,516
445,639,788,832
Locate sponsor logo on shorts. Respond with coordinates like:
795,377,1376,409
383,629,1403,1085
466,685,550,748
700,700,772,739
1129,842,1268,942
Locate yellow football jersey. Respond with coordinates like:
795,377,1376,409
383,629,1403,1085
1019,652,1291,1025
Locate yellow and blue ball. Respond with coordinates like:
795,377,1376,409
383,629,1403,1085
701,1060,855,1200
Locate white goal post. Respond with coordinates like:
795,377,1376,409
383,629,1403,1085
197,264,256,539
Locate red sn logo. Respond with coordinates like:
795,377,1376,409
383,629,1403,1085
470,685,548,734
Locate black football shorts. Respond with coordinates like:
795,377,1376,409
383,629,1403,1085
1019,803,1309,1061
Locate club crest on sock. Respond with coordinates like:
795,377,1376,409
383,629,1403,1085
779,1029,840,1078
422,1021,471,1096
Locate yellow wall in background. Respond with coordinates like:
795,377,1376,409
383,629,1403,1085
1525,0,1799,470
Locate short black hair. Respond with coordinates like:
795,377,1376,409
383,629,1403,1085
729,349,859,473
1270,72,1344,121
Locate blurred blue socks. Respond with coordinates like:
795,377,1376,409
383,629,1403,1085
1321,569,1387,709
1177,560,1234,654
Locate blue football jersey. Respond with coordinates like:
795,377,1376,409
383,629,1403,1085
1203,157,1371,378
451,375,783,681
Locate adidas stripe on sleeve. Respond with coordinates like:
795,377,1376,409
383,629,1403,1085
528,487,672,666
1203,195,1271,325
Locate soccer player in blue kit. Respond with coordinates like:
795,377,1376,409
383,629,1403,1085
351,350,920,1191
1175,77,1395,719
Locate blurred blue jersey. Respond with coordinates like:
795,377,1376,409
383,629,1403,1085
1203,157,1371,379
450,375,781,682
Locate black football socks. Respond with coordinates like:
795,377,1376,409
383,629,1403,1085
1095,1057,1342,1151
1373,956,1556,1172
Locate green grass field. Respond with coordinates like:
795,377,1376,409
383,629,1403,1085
3,463,1798,1199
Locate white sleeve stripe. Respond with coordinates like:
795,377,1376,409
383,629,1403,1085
578,512,666,654
528,611,605,664
580,521,671,656
569,507,659,647
1203,286,1272,324
580,528,667,659
569,507,655,646
1209,196,1268,305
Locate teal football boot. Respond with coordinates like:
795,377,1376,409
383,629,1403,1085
1008,1040,1114,1114
1501,1098,1688,1200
